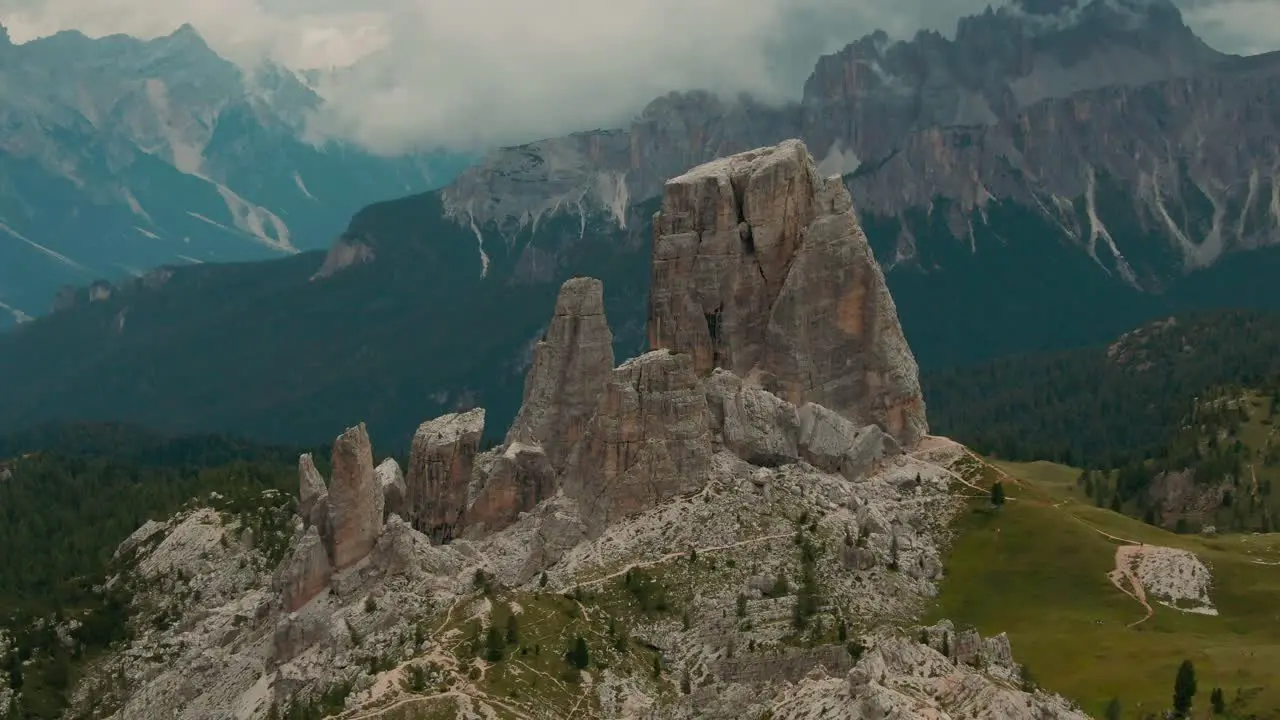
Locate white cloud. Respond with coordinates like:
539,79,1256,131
0,0,1276,154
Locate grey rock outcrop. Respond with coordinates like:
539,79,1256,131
704,368,800,466
325,423,383,570
297,454,329,536
277,526,331,613
405,408,485,543
648,140,928,447
561,349,714,533
505,277,615,471
375,458,407,521
798,403,900,482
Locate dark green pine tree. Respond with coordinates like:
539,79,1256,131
566,636,590,670
990,481,1006,508
1173,659,1197,718
485,623,504,662
1104,697,1121,720
1210,687,1225,715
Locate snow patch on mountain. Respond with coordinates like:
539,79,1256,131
214,184,295,253
292,172,315,200
0,300,31,324
0,220,90,273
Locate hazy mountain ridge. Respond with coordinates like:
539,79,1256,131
2,0,1279,450
0,23,470,327
444,0,1273,283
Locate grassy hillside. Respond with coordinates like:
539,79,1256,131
932,457,1280,719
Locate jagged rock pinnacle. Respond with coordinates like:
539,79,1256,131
648,139,928,447
505,276,615,471
325,423,382,569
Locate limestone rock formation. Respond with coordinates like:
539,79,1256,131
375,458,406,521
648,140,927,447
505,277,615,471
704,368,799,466
405,408,485,543
325,423,383,570
277,526,331,612
562,349,714,532
466,442,556,537
297,454,329,535
798,403,900,482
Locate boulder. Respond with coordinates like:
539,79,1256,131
561,350,714,533
277,526,331,612
704,368,799,466
648,139,927,447
405,408,485,543
797,402,900,481
505,276,615,471
325,423,382,570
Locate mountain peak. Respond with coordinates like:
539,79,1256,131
146,22,216,57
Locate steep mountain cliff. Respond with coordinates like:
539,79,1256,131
0,23,469,328
0,0,1277,449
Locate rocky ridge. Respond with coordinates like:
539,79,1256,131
439,0,1278,284
70,143,1084,720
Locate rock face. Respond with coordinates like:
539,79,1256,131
704,369,799,466
561,349,715,533
405,408,486,543
375,458,407,521
466,443,556,536
277,526,331,612
297,454,329,536
798,403,900,482
505,277,615,471
325,423,383,570
648,140,927,447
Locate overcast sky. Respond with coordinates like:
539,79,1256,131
1,0,1276,153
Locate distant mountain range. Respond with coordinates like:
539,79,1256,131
0,23,471,328
1,0,1278,448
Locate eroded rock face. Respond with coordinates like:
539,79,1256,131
298,454,329,536
506,277,615,471
704,368,799,466
326,423,382,570
405,409,485,543
798,403,900,482
277,526,331,613
465,443,556,537
375,458,407,521
562,349,714,533
648,140,927,447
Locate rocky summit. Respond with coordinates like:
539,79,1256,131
649,140,928,447
67,142,1087,719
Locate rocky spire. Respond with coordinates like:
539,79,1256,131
325,423,383,569
648,139,928,447
277,526,331,612
505,276,615,471
298,453,329,538
404,408,485,543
